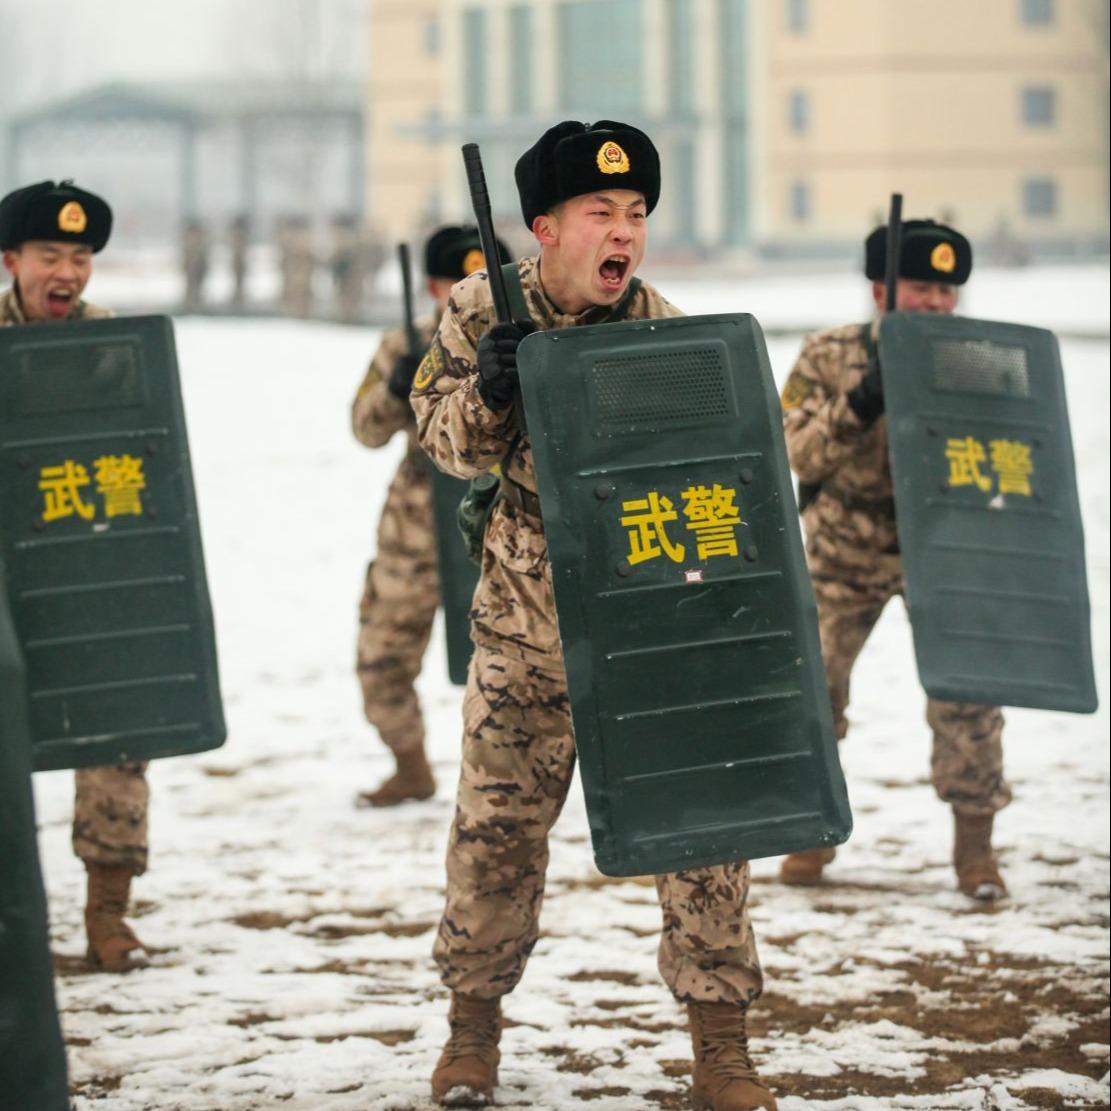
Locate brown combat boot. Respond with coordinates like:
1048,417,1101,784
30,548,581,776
356,749,435,808
431,993,501,1106
688,1002,777,1110
954,813,1007,902
84,863,149,972
778,847,835,886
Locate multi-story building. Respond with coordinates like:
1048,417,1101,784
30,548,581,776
366,0,1110,259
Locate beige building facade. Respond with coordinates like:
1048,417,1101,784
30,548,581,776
366,0,1110,258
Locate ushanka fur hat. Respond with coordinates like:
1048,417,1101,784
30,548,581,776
0,180,113,252
514,120,660,229
865,218,972,285
424,225,511,280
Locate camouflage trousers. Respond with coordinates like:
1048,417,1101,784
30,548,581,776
433,644,763,1007
356,479,440,757
812,571,1011,817
72,763,149,875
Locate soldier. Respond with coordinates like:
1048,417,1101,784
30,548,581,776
0,180,152,970
278,214,315,318
779,219,1010,900
352,224,506,808
330,212,367,323
228,213,250,310
412,122,777,1111
181,217,209,312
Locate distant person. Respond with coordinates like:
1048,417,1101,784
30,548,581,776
1,179,152,970
181,218,209,312
278,215,314,318
330,213,367,323
228,213,250,309
350,225,507,807
779,219,1011,901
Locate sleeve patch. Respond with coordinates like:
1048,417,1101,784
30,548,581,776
780,371,811,410
412,338,445,393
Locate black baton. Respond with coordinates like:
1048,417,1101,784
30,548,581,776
884,192,903,313
397,241,420,357
461,143,513,326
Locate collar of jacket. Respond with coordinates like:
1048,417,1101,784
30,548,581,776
521,255,639,330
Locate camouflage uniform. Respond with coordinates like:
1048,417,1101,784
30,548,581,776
352,318,440,759
781,322,1011,818
412,258,763,1007
0,286,151,874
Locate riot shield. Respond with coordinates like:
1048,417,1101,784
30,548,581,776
880,311,1097,713
0,583,70,1110
430,466,478,685
0,315,227,770
517,313,850,877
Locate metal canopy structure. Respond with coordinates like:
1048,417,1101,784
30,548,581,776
5,79,364,224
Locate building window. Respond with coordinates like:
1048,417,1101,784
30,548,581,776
463,9,487,117
787,0,808,33
558,0,643,114
667,0,695,115
790,180,810,222
1023,177,1056,217
788,89,809,134
509,6,533,114
1020,0,1053,25
1021,86,1056,126
424,16,441,55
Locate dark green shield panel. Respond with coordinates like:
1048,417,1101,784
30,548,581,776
518,313,850,877
0,315,227,770
880,311,1096,713
430,466,478,686
0,587,70,1110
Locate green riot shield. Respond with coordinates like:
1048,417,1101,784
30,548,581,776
430,466,478,685
0,583,70,1110
0,315,227,770
879,311,1097,713
517,313,850,877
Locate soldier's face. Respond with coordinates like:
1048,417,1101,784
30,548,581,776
872,278,958,315
3,240,93,321
537,190,647,311
428,277,456,314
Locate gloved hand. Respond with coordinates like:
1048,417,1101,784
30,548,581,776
846,352,884,425
476,321,533,411
387,353,422,400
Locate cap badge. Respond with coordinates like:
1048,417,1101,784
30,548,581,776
596,141,630,175
58,201,88,234
462,247,485,276
930,242,956,274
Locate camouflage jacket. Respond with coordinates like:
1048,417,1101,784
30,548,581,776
0,286,111,327
412,255,682,670
781,321,901,565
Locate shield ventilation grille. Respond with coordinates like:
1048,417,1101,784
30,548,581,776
930,338,1031,399
591,347,731,431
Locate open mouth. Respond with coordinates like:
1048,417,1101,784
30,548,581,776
598,255,630,289
46,289,75,315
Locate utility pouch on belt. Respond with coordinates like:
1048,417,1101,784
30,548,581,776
457,470,503,565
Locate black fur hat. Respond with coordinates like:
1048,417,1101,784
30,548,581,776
865,219,972,285
424,225,511,280
0,180,113,252
514,120,660,229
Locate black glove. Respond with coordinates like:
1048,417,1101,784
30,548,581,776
846,352,884,425
387,353,422,400
476,321,533,411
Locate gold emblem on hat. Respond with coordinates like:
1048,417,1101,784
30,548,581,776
58,201,88,234
930,242,956,274
462,248,485,276
596,141,630,175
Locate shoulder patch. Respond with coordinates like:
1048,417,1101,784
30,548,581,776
412,337,446,393
780,370,811,410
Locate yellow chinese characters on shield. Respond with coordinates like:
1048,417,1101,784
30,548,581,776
945,435,1034,498
38,454,147,523
620,483,744,568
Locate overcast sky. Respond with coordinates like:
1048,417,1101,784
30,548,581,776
0,0,367,118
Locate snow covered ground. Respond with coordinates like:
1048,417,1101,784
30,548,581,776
32,266,1110,1110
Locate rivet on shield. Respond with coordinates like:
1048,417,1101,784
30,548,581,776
743,544,759,562
31,517,45,532
594,483,613,500
616,559,632,577
739,468,754,485
146,506,159,520
939,482,948,493
17,453,31,470
146,442,158,456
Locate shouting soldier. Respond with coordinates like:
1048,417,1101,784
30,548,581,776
352,225,507,807
1,179,152,970
779,219,1010,900
412,122,778,1111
